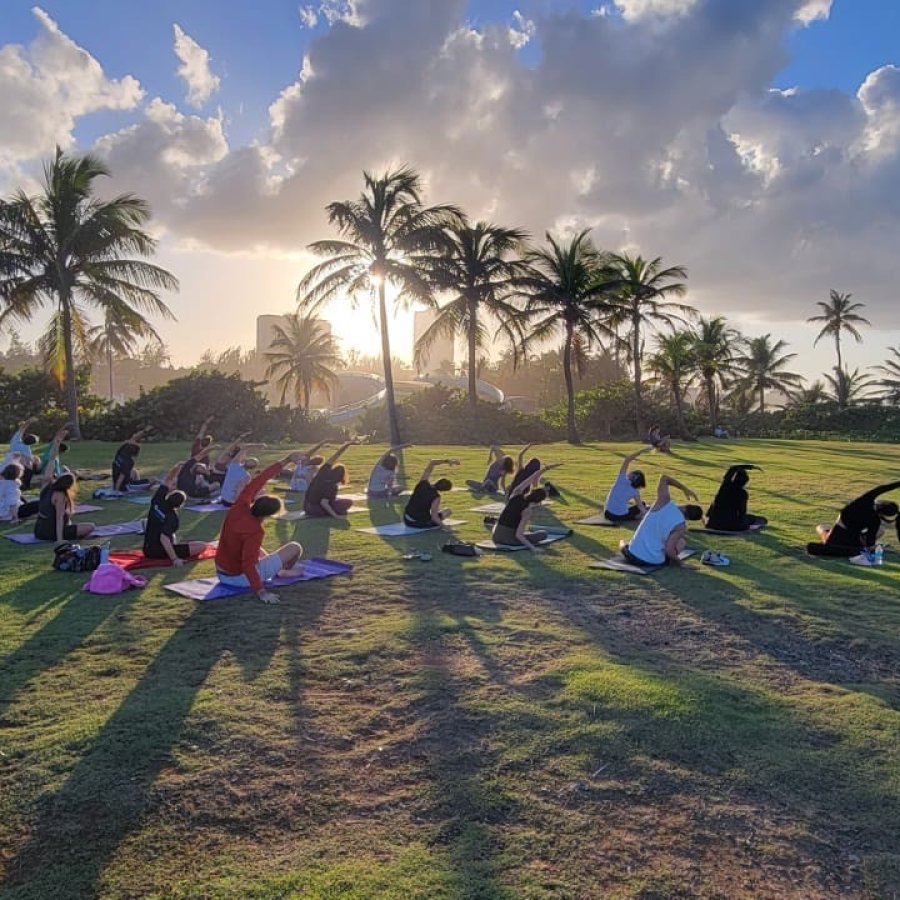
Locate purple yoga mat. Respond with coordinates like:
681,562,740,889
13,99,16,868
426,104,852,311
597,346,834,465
164,557,354,600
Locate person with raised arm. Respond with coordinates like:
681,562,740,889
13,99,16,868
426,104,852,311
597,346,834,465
403,458,460,529
466,444,515,495
603,447,652,522
215,451,307,604
208,432,252,485
289,441,330,492
622,474,702,567
190,415,215,461
4,417,41,489
491,462,562,551
112,427,155,492
303,441,358,518
38,424,72,480
144,463,215,564
33,437,96,542
705,464,766,532
367,443,412,498
808,481,900,561
219,444,267,506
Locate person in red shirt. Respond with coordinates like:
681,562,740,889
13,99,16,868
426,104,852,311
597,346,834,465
215,451,306,604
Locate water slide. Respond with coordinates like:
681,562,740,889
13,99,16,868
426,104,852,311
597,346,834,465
326,372,505,424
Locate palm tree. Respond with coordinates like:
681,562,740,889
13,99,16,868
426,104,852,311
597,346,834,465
515,230,619,444
647,330,696,438
807,289,870,376
0,148,177,436
823,366,873,408
732,334,804,412
872,346,900,405
692,316,741,430
415,218,528,407
264,313,341,410
792,380,829,406
88,306,162,400
607,252,691,435
297,167,458,444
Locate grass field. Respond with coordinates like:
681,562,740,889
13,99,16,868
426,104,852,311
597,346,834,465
1,439,899,899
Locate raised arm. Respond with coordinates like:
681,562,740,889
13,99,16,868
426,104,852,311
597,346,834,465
487,444,504,466
619,446,652,475
723,464,759,484
323,440,357,467
509,463,562,499
304,440,330,458
517,443,536,470
857,481,900,506
376,443,412,467
420,457,459,483
161,462,182,491
655,474,698,507
39,437,64,488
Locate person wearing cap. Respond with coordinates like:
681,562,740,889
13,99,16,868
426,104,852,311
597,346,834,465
603,447,652,522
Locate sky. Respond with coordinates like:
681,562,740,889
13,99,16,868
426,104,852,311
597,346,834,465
2,0,900,382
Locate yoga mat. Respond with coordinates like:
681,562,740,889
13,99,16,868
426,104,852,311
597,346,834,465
691,524,765,536
470,501,555,514
475,531,571,552
590,548,697,575
575,514,622,527
108,544,218,570
164,558,353,600
123,495,153,505
357,519,466,537
185,498,296,513
5,520,145,544
73,504,103,514
279,506,367,522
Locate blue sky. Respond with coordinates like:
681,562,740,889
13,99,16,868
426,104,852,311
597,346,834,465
1,0,899,379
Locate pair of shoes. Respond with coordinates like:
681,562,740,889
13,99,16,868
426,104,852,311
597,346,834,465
849,552,874,567
701,550,729,567
402,550,432,562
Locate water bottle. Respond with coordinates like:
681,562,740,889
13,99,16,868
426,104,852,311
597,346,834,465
873,544,884,566
99,541,111,565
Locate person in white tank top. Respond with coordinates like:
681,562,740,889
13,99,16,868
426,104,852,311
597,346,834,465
624,474,702,566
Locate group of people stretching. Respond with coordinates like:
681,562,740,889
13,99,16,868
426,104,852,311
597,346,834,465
4,419,900,591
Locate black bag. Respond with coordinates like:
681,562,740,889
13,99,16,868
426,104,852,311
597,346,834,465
52,542,102,573
442,540,480,557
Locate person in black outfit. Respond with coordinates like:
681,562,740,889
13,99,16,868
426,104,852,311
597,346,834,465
705,464,767,532
34,472,96,542
176,457,216,498
807,480,900,557
112,429,154,491
144,464,213,564
403,458,459,528
303,441,357,518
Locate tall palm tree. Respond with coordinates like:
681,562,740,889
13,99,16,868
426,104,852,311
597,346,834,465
647,330,696,438
732,334,805,412
88,305,162,400
415,218,529,407
792,380,829,406
515,230,618,444
297,167,458,444
872,346,900,405
264,313,341,410
692,316,741,429
0,148,177,436
823,366,873,408
607,252,691,435
807,289,870,377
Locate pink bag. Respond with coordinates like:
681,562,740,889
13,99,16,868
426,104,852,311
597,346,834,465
83,563,148,594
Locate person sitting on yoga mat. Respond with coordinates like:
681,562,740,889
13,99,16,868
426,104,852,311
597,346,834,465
4,417,41,489
208,432,252,485
492,463,556,551
0,463,40,523
288,441,330,492
403,458,460,529
303,441,358,518
219,448,263,506
807,481,900,558
467,445,515,495
34,456,96,543
622,474,702,567
646,425,672,454
367,444,411,498
215,452,307,604
144,464,214,565
189,415,215,461
603,447,652,521
112,429,156,491
706,464,767,532
176,454,218,499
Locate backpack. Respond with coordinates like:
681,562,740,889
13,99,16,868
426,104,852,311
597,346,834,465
52,542,102,573
442,540,481,557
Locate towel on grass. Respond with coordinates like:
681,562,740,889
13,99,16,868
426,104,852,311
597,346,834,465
164,558,353,600
5,520,145,544
590,547,697,575
108,544,218,570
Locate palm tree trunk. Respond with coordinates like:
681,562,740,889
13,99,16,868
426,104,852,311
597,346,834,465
706,374,717,430
835,333,842,375
61,295,81,438
563,321,579,444
632,317,643,437
107,337,114,401
673,382,688,439
759,385,765,413
468,299,478,408
378,283,402,445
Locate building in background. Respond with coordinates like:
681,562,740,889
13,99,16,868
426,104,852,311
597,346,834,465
412,309,454,375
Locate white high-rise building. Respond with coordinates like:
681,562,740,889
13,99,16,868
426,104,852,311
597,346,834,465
413,309,454,375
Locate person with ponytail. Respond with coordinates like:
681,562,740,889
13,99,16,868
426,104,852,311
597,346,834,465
705,464,767,532
144,464,215,564
492,462,556,551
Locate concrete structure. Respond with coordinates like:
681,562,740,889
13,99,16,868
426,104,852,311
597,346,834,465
413,309,454,375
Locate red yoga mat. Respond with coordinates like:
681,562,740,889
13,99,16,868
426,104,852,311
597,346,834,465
107,544,218,570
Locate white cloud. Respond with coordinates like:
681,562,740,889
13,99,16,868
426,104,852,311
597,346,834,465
613,0,698,21
173,23,220,108
794,0,833,25
0,6,142,164
509,11,536,49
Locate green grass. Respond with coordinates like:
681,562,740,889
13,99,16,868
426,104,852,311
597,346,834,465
1,439,899,898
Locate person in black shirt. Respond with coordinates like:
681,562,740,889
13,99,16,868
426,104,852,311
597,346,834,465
144,464,214,564
492,489,549,550
807,480,900,557
705,464,767,532
303,441,357,518
34,471,96,542
176,457,217,498
112,429,154,491
403,458,459,528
